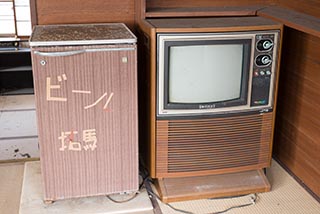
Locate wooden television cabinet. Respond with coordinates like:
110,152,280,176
137,16,283,202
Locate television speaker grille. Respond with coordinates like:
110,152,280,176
156,113,273,178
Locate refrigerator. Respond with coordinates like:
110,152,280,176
29,23,138,201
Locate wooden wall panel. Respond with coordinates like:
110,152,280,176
276,0,320,19
146,0,273,9
274,27,320,197
35,0,277,27
35,0,135,28
33,1,320,34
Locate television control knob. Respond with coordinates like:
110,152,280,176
261,56,272,65
263,40,273,50
266,70,272,75
257,39,273,51
260,71,265,76
255,55,272,66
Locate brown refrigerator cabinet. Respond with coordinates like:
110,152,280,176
29,24,138,201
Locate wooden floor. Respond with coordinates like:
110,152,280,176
1,160,319,214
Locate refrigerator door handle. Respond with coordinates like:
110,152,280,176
33,47,136,57
34,50,86,57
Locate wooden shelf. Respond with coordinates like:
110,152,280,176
145,6,263,18
257,6,320,38
1,88,34,96
0,48,30,53
0,40,30,53
0,66,32,73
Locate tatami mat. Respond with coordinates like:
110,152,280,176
156,160,320,214
0,160,319,214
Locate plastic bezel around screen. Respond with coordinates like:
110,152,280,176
163,39,251,110
157,31,279,118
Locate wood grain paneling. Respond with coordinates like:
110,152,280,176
146,0,272,9
156,113,274,178
136,20,157,177
30,0,38,26
276,0,320,19
274,27,320,197
35,0,135,28
257,6,320,38
147,17,282,33
31,44,138,200
134,0,274,20
156,169,270,203
145,6,261,18
33,1,320,32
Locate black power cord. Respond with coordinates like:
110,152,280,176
212,194,257,214
106,192,140,204
107,160,259,213
105,169,149,203
146,180,258,214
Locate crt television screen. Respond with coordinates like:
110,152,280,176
168,44,244,104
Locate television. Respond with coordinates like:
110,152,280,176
137,17,282,202
157,32,279,117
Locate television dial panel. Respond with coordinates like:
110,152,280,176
251,33,278,107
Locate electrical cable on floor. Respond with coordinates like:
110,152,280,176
139,161,259,214
146,183,258,214
105,170,149,204
146,189,191,214
109,160,259,213
106,192,140,204
212,194,257,214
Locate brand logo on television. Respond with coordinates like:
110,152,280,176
199,104,216,109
